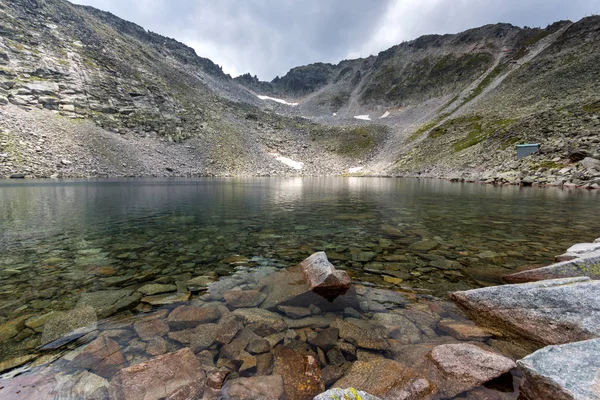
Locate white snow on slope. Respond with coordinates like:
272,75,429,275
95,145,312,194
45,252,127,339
379,111,390,119
354,115,371,121
257,95,299,106
269,153,304,170
348,167,364,173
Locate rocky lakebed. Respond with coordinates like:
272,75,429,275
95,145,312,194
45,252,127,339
0,239,599,400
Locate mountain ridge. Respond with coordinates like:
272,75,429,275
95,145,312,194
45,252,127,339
0,0,599,188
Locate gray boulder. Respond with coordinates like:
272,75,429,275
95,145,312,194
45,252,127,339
518,338,600,400
505,250,600,283
450,277,600,345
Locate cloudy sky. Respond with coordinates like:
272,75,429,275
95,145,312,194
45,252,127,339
71,0,599,80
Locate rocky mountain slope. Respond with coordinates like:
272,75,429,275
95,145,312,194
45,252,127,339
0,0,599,186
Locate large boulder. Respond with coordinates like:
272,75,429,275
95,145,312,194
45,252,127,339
518,338,600,400
428,343,516,397
504,250,600,283
109,348,205,400
450,277,600,345
299,252,351,300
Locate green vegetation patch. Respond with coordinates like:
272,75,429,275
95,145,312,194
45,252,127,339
309,124,389,158
583,101,600,113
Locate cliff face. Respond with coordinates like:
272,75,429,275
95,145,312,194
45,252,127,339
0,0,599,187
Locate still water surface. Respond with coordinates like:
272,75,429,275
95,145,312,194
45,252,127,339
0,178,598,398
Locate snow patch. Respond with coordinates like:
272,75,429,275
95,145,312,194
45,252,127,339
354,115,371,121
333,113,337,116
348,167,364,173
257,95,298,106
269,153,304,170
379,111,390,119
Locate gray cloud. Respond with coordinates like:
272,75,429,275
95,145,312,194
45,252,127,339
71,0,599,80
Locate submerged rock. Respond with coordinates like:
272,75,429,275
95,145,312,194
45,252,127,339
331,318,390,351
450,277,600,345
224,290,266,308
221,375,285,400
333,358,431,399
167,305,221,330
273,345,324,400
518,338,600,400
109,348,204,400
77,289,141,319
70,336,126,378
41,306,97,346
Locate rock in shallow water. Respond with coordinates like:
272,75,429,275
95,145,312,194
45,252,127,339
518,338,600,400
221,375,285,400
109,348,204,400
504,250,600,283
273,345,324,400
300,251,351,301
450,277,600,345
41,306,97,346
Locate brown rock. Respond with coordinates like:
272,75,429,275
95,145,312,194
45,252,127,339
300,252,351,300
223,290,266,308
246,338,271,354
321,364,345,386
331,318,390,351
206,370,229,389
168,323,220,353
437,320,491,341
71,336,125,378
308,327,339,351
142,292,190,306
109,348,205,400
215,315,244,345
333,358,428,398
255,352,274,376
164,378,205,400
429,343,516,396
221,375,285,400
134,319,169,341
167,306,221,330
273,345,324,400
146,337,167,356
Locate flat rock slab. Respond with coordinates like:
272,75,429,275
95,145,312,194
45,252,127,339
331,318,390,351
109,348,205,400
450,277,600,345
518,338,600,400
167,305,221,330
273,345,324,400
77,289,141,319
221,375,285,400
41,306,97,346
505,250,600,283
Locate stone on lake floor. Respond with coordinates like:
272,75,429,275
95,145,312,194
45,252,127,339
277,305,312,319
70,336,126,378
54,370,111,400
273,345,324,400
224,289,266,308
221,375,285,400
0,354,37,374
232,308,287,335
331,318,390,351
137,283,177,296
168,323,220,352
141,291,190,306
437,319,492,341
518,338,600,400
134,319,169,340
41,306,97,346
77,289,141,319
504,250,600,283
0,314,32,342
259,264,359,313
450,277,600,345
333,358,432,399
314,387,382,400
308,327,339,351
428,343,516,397
167,305,221,330
187,275,217,292
109,348,205,400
